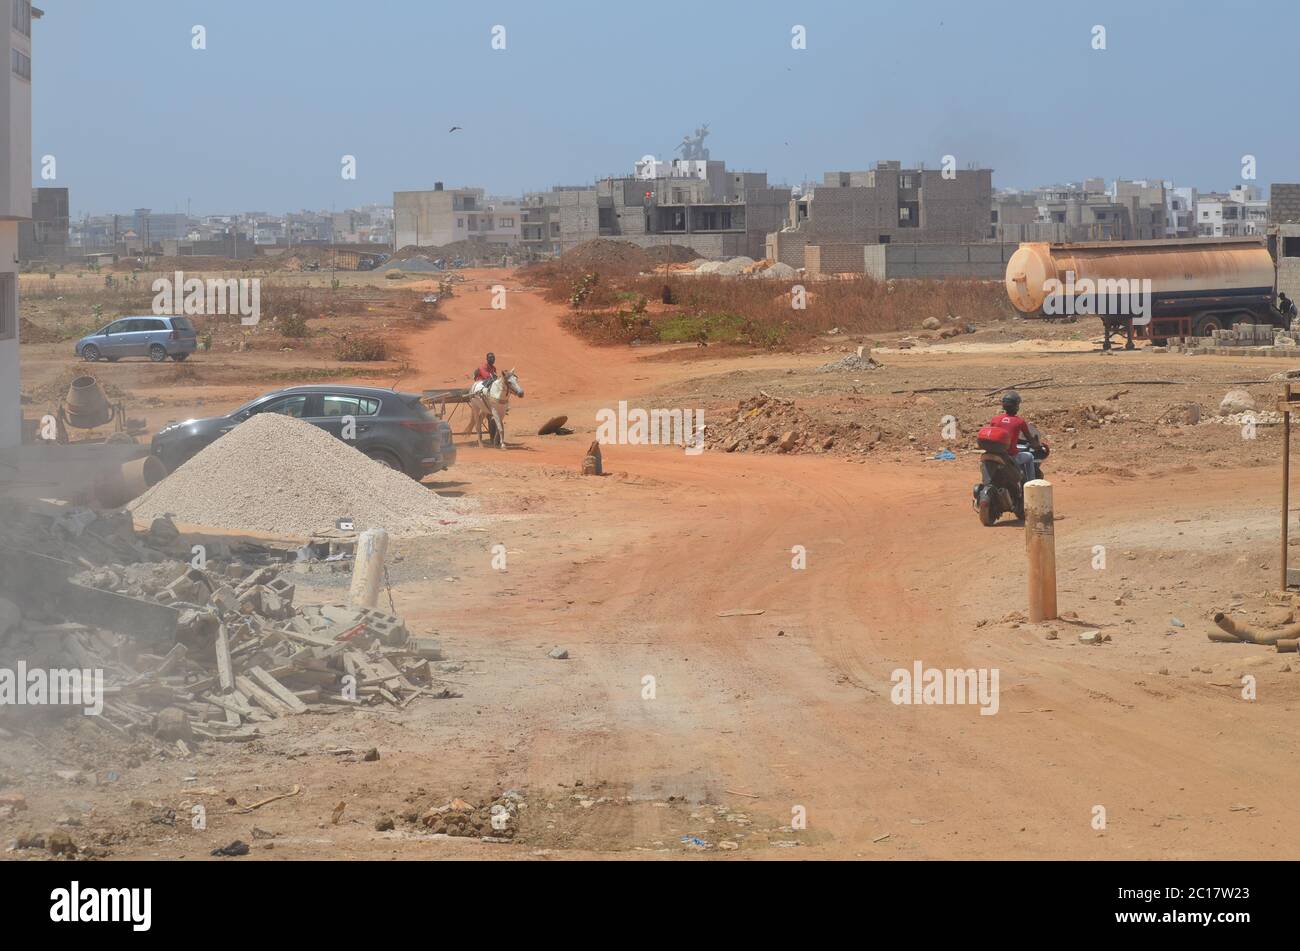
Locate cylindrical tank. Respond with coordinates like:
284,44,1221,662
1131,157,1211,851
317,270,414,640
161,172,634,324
1005,239,1276,317
64,375,113,429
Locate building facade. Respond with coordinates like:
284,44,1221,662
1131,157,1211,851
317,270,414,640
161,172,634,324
394,185,523,250
17,184,65,262
1,0,35,449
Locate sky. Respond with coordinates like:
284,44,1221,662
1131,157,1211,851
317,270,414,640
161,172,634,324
30,0,1298,218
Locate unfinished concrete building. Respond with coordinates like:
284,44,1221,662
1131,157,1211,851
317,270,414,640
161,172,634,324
580,159,789,260
767,161,994,274
18,185,67,263
1271,184,1300,303
393,184,522,250
993,181,1166,243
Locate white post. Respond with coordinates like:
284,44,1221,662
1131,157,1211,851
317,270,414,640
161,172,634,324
348,528,389,610
1024,480,1057,622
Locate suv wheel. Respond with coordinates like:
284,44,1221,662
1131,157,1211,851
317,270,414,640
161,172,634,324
149,344,168,362
81,344,101,361
365,449,403,473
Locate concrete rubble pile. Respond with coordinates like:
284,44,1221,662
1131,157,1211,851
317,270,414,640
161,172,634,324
0,500,453,751
68,560,451,743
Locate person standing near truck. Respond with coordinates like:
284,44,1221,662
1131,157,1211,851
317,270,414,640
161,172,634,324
1280,292,1298,326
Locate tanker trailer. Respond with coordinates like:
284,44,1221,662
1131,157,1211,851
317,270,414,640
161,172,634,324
1005,237,1285,350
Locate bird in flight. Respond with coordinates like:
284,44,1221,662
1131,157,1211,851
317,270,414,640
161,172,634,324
448,126,463,133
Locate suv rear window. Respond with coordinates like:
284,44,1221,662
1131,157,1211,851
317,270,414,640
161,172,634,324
171,317,195,331
321,394,380,417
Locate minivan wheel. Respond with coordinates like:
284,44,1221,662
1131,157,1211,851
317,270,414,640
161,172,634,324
149,344,168,362
81,344,101,362
171,353,189,362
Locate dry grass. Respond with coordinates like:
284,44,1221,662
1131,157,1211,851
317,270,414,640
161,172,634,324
539,266,1014,347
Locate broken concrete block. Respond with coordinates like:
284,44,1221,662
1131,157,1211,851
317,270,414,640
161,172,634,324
176,608,219,645
409,637,442,660
356,608,408,647
153,707,193,741
164,567,212,604
236,566,278,594
209,585,239,614
266,576,295,606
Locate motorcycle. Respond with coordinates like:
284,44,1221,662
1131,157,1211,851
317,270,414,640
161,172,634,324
972,424,1049,527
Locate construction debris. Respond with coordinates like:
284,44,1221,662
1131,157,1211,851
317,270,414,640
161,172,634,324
0,499,458,745
1210,611,1300,650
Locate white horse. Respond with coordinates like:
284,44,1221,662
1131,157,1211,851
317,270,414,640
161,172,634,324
468,368,523,447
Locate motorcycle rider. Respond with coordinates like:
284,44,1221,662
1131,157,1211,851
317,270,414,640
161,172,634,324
986,390,1040,485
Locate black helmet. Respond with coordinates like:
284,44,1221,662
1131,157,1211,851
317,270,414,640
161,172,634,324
1001,390,1021,414
486,352,496,364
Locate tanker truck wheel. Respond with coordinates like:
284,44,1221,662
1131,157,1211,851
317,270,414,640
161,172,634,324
1193,313,1227,337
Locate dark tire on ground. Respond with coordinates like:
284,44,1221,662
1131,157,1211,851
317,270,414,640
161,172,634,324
1193,313,1227,337
977,490,996,527
148,344,168,362
365,449,403,472
81,344,100,362
171,353,188,361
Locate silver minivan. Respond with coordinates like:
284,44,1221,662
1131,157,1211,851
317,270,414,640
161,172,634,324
75,315,198,362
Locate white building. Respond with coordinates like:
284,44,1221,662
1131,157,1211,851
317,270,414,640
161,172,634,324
1197,186,1269,237
1164,185,1197,238
0,0,36,449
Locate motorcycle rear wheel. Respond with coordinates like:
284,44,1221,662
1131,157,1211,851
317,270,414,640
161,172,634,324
977,489,997,527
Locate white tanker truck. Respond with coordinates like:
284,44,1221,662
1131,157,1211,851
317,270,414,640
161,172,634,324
1004,236,1294,350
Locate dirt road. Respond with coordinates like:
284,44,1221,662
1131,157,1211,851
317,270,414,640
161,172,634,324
357,273,1300,858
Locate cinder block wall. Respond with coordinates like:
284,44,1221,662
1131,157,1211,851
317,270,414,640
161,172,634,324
806,243,867,277
867,241,1016,279
767,231,807,268
1271,185,1300,224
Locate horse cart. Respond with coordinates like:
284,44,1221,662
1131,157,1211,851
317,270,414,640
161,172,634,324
423,370,523,449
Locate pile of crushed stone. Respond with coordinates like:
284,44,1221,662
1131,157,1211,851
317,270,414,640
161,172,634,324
129,413,476,538
816,352,881,373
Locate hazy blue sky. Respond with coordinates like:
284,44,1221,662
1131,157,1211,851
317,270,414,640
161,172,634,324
31,0,1295,217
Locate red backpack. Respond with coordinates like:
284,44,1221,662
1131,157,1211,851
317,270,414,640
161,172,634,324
977,423,1013,453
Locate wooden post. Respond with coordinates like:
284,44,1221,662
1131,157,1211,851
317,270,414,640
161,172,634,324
1024,480,1057,622
1284,383,1292,592
348,528,389,610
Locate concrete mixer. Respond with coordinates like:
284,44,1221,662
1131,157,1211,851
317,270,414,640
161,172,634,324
1004,237,1289,350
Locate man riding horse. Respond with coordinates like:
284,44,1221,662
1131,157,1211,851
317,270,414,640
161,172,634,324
473,352,499,385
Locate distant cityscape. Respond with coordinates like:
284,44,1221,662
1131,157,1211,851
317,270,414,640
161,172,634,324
17,142,1298,283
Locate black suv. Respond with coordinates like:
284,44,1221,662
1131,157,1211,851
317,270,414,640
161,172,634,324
151,385,456,478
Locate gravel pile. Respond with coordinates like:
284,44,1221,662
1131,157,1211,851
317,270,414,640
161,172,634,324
816,353,882,373
129,413,476,538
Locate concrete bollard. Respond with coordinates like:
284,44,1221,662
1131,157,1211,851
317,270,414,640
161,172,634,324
348,528,389,610
1024,480,1057,622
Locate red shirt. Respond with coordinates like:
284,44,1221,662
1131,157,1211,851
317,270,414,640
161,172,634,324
473,362,497,382
988,413,1030,450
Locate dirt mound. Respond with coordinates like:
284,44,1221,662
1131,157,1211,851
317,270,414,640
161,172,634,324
391,241,519,265
705,392,885,456
128,413,476,537
557,240,697,276
18,316,60,344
